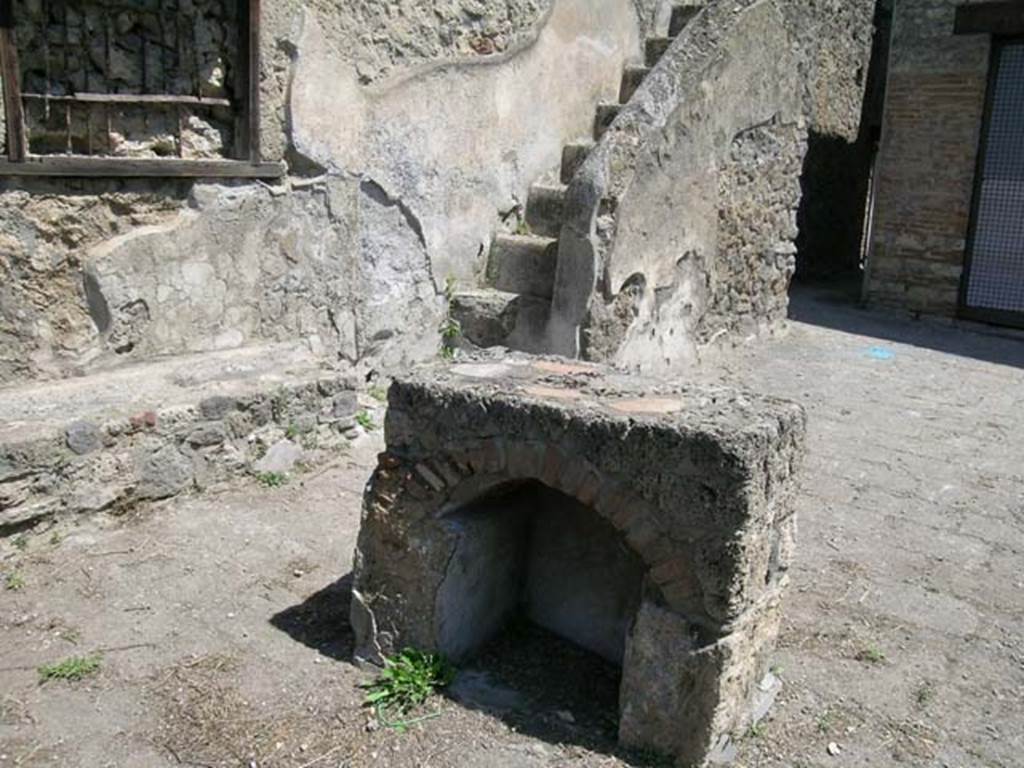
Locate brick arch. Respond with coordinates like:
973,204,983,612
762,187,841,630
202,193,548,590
369,440,703,617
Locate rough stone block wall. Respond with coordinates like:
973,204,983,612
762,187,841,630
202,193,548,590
698,120,806,343
866,0,990,317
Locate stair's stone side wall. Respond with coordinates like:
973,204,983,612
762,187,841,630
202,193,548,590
1,0,643,386
548,0,876,374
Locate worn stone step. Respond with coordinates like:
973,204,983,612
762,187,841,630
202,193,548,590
594,102,622,140
487,234,559,299
645,36,675,67
619,65,652,103
525,182,567,238
0,344,365,533
450,289,551,353
669,5,702,36
561,140,593,184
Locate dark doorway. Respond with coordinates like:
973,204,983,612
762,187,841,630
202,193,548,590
793,0,892,293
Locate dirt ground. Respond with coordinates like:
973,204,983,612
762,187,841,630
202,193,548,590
2,285,1023,768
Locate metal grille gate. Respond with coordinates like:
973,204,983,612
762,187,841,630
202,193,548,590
962,38,1024,327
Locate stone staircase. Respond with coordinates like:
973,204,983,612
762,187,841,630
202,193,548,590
452,4,702,352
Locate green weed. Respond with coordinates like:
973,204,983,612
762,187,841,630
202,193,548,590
362,648,455,731
5,572,25,591
38,655,102,683
439,276,462,359
356,410,377,432
256,471,288,488
855,645,886,665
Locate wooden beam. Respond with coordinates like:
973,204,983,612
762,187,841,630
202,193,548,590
21,92,234,108
0,156,285,178
239,0,261,163
955,1,1024,35
0,0,27,162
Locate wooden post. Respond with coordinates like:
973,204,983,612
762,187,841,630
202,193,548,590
0,0,27,162
239,0,261,163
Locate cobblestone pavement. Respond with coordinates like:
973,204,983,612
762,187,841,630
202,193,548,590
703,286,1024,767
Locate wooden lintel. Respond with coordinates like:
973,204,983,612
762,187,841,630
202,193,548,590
955,1,1024,35
21,92,234,108
0,157,286,178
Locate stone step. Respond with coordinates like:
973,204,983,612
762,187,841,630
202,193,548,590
619,65,652,103
487,234,559,299
594,102,622,140
0,344,365,534
645,36,675,67
525,182,568,238
450,289,551,353
561,140,594,184
669,4,702,36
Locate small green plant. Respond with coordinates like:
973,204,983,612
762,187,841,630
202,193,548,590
438,276,462,360
5,572,25,591
362,648,455,730
915,681,936,707
256,471,288,488
12,535,28,551
855,645,886,665
747,721,767,739
816,711,834,734
38,655,102,683
369,385,388,403
355,410,377,432
285,423,301,440
514,218,532,236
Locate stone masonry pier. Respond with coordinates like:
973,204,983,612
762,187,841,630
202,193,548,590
351,355,806,764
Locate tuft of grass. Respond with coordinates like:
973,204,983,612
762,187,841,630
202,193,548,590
5,572,25,591
816,711,834,734
256,471,288,488
438,276,462,360
747,721,767,739
285,423,301,441
854,645,886,665
915,681,936,707
13,535,28,551
355,410,377,432
38,655,102,683
362,648,455,731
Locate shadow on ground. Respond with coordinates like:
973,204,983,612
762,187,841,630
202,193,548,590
271,581,669,767
270,572,356,662
789,277,1024,369
447,622,671,768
